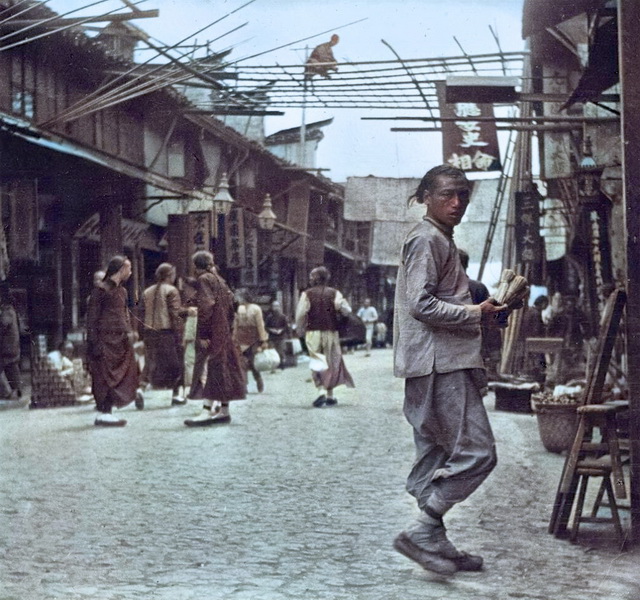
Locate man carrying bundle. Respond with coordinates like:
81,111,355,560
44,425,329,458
393,164,510,576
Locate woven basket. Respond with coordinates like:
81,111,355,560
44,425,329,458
533,402,579,454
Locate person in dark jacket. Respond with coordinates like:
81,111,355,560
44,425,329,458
86,256,142,427
458,249,503,380
184,251,246,427
0,281,21,400
295,266,355,407
264,300,290,371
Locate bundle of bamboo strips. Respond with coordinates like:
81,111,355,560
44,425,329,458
492,269,530,309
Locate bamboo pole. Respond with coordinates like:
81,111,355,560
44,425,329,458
0,0,147,53
40,1,254,126
0,0,112,43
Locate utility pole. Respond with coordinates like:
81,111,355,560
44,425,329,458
618,0,640,544
300,45,309,168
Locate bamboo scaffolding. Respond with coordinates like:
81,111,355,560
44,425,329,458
7,9,160,27
0,0,50,26
0,0,148,53
0,0,112,43
40,0,258,126
38,4,252,126
234,50,527,70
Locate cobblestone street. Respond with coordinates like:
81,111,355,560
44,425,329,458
1,348,639,600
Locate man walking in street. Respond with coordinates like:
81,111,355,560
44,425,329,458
295,266,354,407
357,298,378,356
142,263,186,406
184,251,246,427
393,165,508,575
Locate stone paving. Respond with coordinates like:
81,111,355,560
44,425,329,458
1,348,639,600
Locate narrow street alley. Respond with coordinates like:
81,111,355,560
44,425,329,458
1,349,638,600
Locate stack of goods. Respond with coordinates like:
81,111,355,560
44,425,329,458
492,269,530,309
29,347,77,409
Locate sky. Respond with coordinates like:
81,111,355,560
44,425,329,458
48,0,526,181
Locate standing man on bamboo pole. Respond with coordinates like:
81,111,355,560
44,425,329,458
392,164,508,575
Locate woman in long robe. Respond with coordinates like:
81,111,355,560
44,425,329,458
87,255,141,427
184,251,246,427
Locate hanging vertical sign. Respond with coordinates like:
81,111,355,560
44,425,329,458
240,225,258,286
188,211,213,257
436,83,502,172
515,191,542,264
9,179,39,261
225,207,245,269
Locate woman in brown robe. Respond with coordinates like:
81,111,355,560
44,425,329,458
184,251,246,427
87,255,141,427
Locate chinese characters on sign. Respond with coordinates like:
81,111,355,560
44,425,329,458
241,226,258,286
514,191,542,265
436,83,502,173
225,207,245,269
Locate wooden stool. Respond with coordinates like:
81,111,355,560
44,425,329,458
570,456,625,547
550,402,629,541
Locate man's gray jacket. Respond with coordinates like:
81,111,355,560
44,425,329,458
393,217,484,379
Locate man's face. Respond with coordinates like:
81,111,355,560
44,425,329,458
272,301,281,313
425,175,470,229
120,260,132,282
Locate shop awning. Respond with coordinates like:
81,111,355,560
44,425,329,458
74,212,155,249
563,16,619,108
522,0,607,38
0,111,215,202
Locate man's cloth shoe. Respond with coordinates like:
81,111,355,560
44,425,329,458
325,397,338,406
312,395,326,407
135,390,144,410
408,520,483,571
171,396,187,406
184,408,231,427
94,413,127,427
393,532,457,576
451,551,483,571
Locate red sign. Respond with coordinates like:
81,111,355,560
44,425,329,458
436,82,502,173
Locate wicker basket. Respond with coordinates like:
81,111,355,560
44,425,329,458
533,401,579,454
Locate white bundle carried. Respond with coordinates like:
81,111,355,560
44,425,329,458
492,269,530,309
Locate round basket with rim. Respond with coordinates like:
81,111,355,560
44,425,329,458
533,397,580,454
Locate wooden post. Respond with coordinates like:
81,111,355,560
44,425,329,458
70,238,79,330
618,0,640,544
99,201,123,266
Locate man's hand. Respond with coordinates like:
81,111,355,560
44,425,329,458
198,339,210,350
479,299,510,329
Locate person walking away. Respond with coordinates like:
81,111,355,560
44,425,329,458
393,165,508,575
184,251,246,427
357,298,378,356
86,256,143,427
182,305,198,391
264,299,290,371
458,249,503,381
233,289,269,393
0,281,22,401
521,294,549,382
295,266,355,407
142,263,187,406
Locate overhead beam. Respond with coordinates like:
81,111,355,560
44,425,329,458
390,124,583,132
5,9,159,26
181,109,284,116
363,115,619,123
